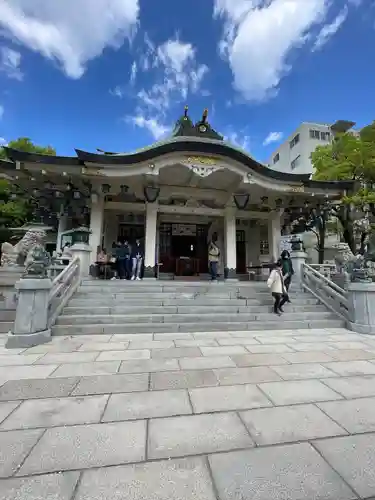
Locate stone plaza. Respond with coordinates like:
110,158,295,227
1,326,375,499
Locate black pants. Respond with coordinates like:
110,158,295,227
272,292,287,313
284,276,291,291
117,259,130,279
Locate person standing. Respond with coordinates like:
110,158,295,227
131,238,144,280
267,259,288,315
116,240,130,280
208,232,220,281
281,250,294,301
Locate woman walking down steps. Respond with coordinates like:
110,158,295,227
267,259,288,316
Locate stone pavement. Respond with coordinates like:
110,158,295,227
1,328,375,499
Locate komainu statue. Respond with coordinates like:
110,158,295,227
1,229,48,268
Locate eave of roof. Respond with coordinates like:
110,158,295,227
3,148,82,166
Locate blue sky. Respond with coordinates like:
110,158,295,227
0,0,373,162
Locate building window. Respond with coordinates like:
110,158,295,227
289,134,300,149
273,153,280,164
310,129,320,140
321,132,331,141
291,155,301,170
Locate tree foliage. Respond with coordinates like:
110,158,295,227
311,121,375,252
0,138,56,234
0,137,56,159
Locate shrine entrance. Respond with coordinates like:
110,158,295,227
159,222,208,276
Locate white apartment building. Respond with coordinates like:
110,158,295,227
268,120,357,175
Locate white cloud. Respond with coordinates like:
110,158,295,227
225,130,251,151
0,105,4,120
126,115,171,140
0,0,139,78
263,131,283,146
214,0,336,101
0,47,23,80
137,37,208,114
127,35,208,139
0,137,7,145
312,6,348,51
129,61,137,85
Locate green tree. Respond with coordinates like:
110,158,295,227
311,121,375,253
0,137,56,159
0,138,56,235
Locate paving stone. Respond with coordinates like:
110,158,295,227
245,344,296,354
75,457,217,500
217,338,260,346
328,341,373,350
270,363,338,380
110,333,153,341
151,347,201,359
193,331,236,338
0,365,58,382
200,346,248,356
0,471,80,500
154,333,193,341
259,380,343,405
209,443,356,500
314,433,375,499
328,349,375,361
323,360,375,376
317,397,375,433
179,356,236,370
68,334,113,342
77,342,129,351
0,401,20,424
50,361,120,378
287,342,335,351
148,412,253,459
281,351,335,363
322,375,375,398
0,354,44,366
0,428,44,477
37,352,99,364
240,404,347,446
151,369,218,390
189,384,272,413
96,349,150,361
18,421,146,475
102,389,192,421
174,339,218,347
231,353,289,367
72,373,149,395
255,336,298,344
0,395,108,430
0,347,26,355
24,343,82,354
214,366,281,385
128,340,174,349
0,377,79,401
119,358,179,373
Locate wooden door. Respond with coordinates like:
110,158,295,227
236,230,246,273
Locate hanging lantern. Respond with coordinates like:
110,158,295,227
102,183,111,194
144,185,160,202
233,193,249,210
120,185,129,194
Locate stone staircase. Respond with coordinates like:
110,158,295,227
52,280,345,336
0,310,14,334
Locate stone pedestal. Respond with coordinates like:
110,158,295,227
347,282,375,334
0,267,23,310
6,278,52,348
69,243,91,276
290,251,308,289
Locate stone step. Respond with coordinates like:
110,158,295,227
74,291,305,300
62,304,327,316
0,310,15,322
52,318,345,336
0,321,12,333
67,297,320,307
56,311,336,325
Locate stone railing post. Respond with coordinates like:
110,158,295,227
290,250,308,289
347,282,375,334
69,243,91,277
6,277,52,348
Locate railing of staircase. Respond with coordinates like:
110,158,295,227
48,257,81,327
302,263,351,322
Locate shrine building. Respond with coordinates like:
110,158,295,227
0,107,354,279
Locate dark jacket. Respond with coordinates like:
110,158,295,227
281,258,294,277
130,242,144,259
116,244,130,259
